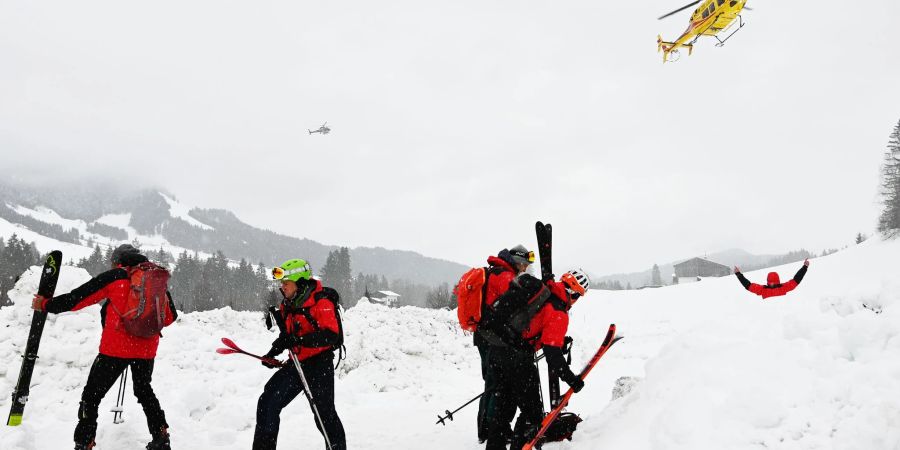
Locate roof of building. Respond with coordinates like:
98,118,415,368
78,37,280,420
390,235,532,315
673,257,730,269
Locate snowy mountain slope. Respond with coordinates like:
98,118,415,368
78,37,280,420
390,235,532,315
0,216,95,261
0,183,468,285
1,236,898,449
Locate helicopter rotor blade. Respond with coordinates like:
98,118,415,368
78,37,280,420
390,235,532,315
658,0,702,20
743,6,753,10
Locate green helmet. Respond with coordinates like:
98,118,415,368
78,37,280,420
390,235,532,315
272,258,312,282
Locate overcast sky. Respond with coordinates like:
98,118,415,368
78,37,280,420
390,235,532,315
2,1,899,274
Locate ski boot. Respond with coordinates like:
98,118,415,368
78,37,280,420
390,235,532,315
146,427,171,450
75,441,96,450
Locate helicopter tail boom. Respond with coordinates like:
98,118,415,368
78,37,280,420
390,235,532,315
657,35,692,62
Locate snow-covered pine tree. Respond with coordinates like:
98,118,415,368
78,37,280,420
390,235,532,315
878,119,900,232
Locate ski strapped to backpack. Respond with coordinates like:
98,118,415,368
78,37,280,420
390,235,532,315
112,261,175,338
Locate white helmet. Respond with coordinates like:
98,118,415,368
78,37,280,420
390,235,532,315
562,268,590,295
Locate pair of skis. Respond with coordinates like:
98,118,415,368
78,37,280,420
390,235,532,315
531,221,625,448
7,251,143,427
7,251,62,426
535,221,563,410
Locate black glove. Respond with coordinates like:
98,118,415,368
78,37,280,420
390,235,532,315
270,333,302,353
261,346,283,369
566,376,585,393
261,357,281,369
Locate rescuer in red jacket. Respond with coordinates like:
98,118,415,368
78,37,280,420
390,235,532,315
734,259,810,299
253,258,346,450
32,244,177,450
484,269,591,450
475,245,534,442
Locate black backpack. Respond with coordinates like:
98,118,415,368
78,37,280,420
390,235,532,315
479,273,550,348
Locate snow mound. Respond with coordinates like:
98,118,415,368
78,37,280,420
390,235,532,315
1,237,899,449
0,269,480,449
574,236,900,450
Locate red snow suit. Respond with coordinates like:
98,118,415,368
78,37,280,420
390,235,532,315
521,280,571,350
736,264,808,300
281,279,342,362
43,264,177,359
485,256,518,307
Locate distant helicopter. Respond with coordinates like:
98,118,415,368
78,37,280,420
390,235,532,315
657,0,751,63
308,122,331,135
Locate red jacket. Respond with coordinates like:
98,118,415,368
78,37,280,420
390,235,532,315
521,280,570,351
485,256,517,307
44,268,176,359
736,265,808,300
280,279,342,362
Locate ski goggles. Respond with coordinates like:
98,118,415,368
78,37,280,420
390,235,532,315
510,250,536,264
271,266,309,280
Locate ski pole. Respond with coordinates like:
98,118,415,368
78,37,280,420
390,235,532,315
265,308,334,450
111,367,128,424
288,351,334,450
217,338,284,367
436,351,549,426
436,392,484,425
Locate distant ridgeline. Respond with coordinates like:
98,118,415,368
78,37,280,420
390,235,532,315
0,182,466,311
594,248,828,290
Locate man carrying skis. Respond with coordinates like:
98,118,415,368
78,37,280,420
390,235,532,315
254,258,346,450
474,245,534,442
734,259,809,299
483,269,591,450
32,244,177,450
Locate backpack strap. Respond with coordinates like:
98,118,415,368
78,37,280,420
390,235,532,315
297,306,322,332
478,267,492,319
298,293,347,370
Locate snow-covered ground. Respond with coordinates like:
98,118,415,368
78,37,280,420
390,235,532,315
1,236,899,449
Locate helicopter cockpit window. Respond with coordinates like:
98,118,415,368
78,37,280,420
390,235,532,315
708,4,715,14
718,0,725,6
702,8,709,18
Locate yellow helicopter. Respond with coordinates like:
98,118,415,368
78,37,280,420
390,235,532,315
657,0,751,62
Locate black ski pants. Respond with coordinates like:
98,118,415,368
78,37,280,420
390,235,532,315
253,351,346,450
477,339,516,442
74,354,168,446
485,346,543,450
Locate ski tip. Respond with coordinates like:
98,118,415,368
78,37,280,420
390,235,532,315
7,414,23,426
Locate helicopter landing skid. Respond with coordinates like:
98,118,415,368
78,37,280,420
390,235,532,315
715,15,744,47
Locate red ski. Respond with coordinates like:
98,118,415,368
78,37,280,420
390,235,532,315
216,337,283,367
523,324,623,450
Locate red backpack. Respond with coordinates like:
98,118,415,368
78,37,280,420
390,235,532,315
455,268,488,332
115,262,175,338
